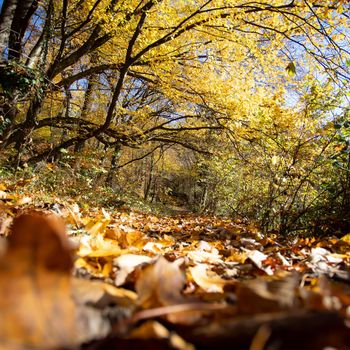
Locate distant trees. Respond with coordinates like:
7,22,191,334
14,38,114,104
176,81,350,235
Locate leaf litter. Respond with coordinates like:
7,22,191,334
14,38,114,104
1,193,350,349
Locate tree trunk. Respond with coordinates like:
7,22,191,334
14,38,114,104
200,185,208,212
106,144,122,188
8,0,38,61
0,101,18,142
143,155,154,200
11,95,41,155
1,0,52,152
0,0,17,59
74,74,96,153
59,83,72,147
25,30,44,68
0,0,49,150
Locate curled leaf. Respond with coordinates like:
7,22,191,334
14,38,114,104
136,256,186,308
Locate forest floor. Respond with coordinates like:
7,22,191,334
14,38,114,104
1,185,350,349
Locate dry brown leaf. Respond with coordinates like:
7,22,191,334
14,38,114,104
187,248,222,264
0,211,79,349
130,321,195,350
300,275,348,312
0,211,118,348
136,256,186,308
143,241,165,254
236,272,300,314
244,249,273,275
72,277,137,337
111,227,146,249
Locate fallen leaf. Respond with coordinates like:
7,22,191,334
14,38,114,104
189,264,232,293
136,256,186,308
86,218,111,236
236,273,300,314
15,196,32,206
78,233,124,257
340,232,350,243
114,254,153,286
244,249,274,275
143,241,165,254
0,211,79,349
131,321,195,350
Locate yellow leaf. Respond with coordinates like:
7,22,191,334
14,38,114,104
78,234,125,258
286,61,296,77
340,233,350,243
85,218,110,236
131,320,169,339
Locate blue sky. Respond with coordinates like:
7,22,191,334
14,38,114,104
0,1,3,11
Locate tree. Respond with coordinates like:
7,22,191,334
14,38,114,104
0,0,349,208
0,1,349,148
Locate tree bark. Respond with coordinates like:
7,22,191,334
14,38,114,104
8,0,38,60
106,144,122,188
25,30,44,68
0,0,17,59
143,154,154,200
74,74,96,153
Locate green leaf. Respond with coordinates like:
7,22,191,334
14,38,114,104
346,59,350,67
286,62,296,77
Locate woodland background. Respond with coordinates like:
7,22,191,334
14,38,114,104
1,0,350,236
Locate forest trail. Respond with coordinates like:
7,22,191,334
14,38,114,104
165,205,193,216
